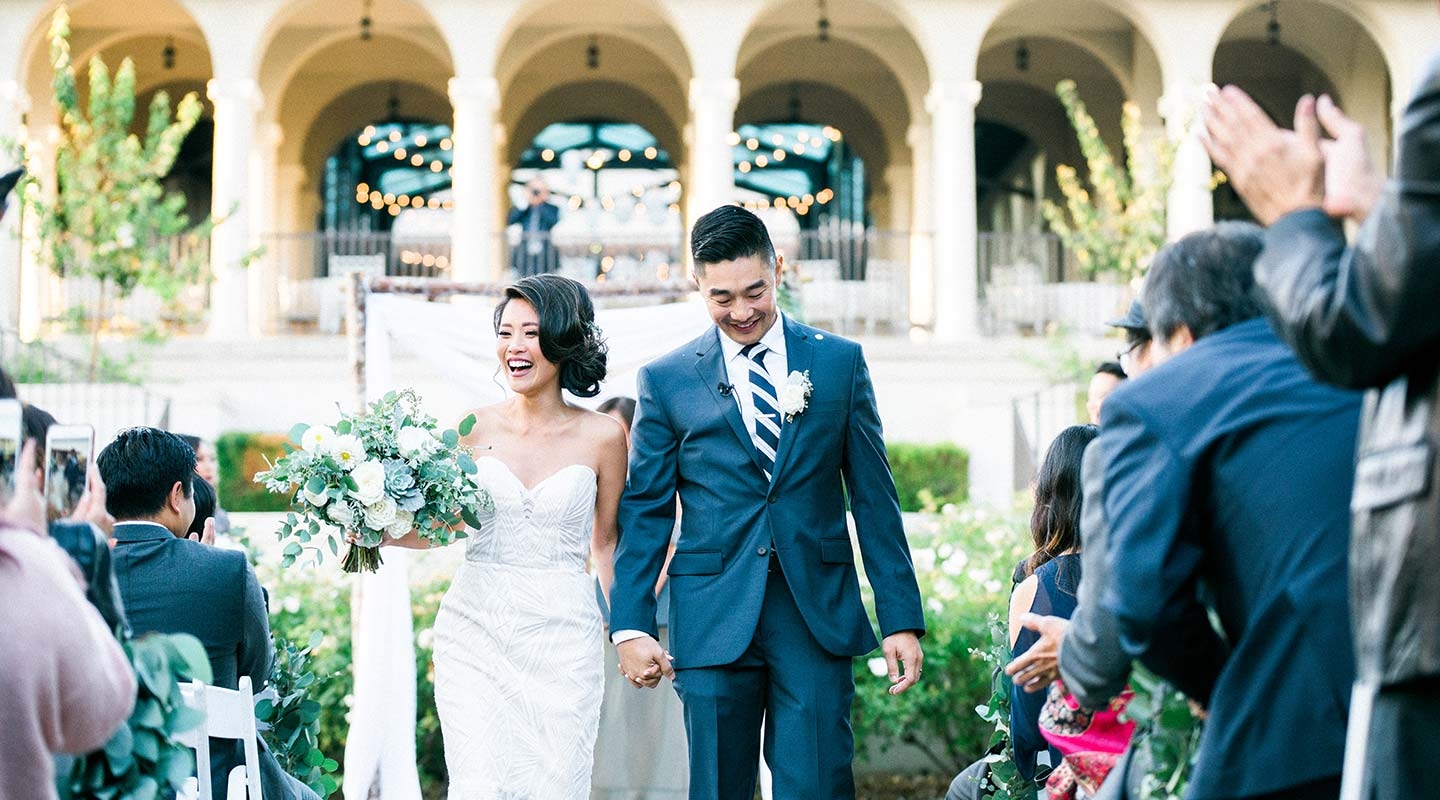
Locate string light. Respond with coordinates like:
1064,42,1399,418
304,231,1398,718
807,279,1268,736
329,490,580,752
773,150,786,161
618,149,632,162
644,146,658,159
376,140,389,153
430,161,443,172
726,132,741,146
755,155,768,168
541,149,555,161
440,138,453,150
738,162,752,173
411,154,424,166
414,134,428,147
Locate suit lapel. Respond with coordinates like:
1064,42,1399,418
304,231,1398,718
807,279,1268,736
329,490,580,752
769,318,813,485
694,328,770,477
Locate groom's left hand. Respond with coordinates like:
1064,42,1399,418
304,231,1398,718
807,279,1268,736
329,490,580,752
883,632,924,696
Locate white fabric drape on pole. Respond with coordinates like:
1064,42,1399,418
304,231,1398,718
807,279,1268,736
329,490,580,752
344,301,422,800
343,291,711,797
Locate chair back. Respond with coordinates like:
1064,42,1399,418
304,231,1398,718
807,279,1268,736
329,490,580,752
177,676,265,800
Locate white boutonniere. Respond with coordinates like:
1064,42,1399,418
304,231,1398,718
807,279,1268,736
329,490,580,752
778,370,813,423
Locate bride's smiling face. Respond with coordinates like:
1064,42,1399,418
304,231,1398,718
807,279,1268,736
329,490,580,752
496,299,559,394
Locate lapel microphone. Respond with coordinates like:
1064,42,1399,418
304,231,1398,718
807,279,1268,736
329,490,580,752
718,382,734,397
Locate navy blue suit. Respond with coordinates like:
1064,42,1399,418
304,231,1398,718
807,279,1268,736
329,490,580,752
1098,318,1360,799
112,521,274,800
612,316,924,799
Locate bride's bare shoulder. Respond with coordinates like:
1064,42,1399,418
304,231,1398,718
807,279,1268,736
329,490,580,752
577,407,628,449
458,403,507,444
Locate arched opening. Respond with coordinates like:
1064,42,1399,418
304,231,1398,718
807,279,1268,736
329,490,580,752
496,15,690,283
1212,1,1391,222
975,0,1163,333
733,3,927,332
16,0,215,333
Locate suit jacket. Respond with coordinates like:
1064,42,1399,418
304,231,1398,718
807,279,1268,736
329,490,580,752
1059,441,1229,712
111,521,273,799
1254,51,1440,687
612,316,924,668
1098,318,1360,799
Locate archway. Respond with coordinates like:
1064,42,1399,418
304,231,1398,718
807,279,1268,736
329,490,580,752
1213,0,1391,221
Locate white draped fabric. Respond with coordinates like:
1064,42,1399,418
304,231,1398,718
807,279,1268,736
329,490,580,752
343,291,712,798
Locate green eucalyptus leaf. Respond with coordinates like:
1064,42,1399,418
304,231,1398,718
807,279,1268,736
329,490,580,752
457,414,477,436
289,423,310,444
442,429,459,448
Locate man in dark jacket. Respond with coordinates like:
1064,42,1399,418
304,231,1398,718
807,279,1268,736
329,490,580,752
1098,224,1360,800
1203,48,1440,800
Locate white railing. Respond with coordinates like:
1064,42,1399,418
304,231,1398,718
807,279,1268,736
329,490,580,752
978,232,1131,336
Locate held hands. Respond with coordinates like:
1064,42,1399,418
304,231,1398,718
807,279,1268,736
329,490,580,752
1004,613,1069,693
617,635,674,689
882,631,924,696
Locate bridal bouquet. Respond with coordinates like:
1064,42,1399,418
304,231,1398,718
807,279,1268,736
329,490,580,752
255,389,492,573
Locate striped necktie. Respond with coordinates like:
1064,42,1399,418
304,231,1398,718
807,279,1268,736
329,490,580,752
741,343,780,480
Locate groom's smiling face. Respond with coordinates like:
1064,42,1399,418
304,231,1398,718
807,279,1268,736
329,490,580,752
695,254,782,346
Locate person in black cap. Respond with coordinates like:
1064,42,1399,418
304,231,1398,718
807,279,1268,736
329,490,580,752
1108,299,1153,378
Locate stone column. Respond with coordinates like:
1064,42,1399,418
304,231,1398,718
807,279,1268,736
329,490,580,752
207,77,261,338
1159,86,1214,240
928,80,982,341
906,122,934,328
448,76,500,283
686,76,740,223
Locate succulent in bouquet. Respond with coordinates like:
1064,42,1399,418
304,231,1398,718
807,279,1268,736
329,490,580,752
255,389,493,573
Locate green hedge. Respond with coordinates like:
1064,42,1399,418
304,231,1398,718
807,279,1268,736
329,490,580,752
888,442,969,512
216,431,294,512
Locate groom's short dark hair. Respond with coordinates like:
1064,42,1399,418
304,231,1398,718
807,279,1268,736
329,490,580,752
690,205,776,277
98,427,195,520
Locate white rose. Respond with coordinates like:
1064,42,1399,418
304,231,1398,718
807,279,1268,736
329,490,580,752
397,426,436,459
385,509,415,540
349,460,387,504
328,434,367,471
328,500,355,527
301,425,335,453
363,497,398,531
303,486,330,508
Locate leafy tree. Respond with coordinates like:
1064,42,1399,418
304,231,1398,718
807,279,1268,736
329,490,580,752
1041,79,1175,282
24,5,212,376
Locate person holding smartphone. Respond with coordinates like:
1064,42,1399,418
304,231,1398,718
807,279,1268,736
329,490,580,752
0,439,136,800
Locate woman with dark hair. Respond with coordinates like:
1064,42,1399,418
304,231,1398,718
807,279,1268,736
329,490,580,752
383,274,628,797
1008,424,1099,783
178,435,230,535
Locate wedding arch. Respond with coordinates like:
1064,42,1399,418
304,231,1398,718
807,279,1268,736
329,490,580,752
340,273,708,799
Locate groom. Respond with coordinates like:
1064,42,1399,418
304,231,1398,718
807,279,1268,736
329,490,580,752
611,205,925,799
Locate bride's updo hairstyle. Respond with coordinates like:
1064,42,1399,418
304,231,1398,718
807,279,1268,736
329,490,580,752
494,274,608,397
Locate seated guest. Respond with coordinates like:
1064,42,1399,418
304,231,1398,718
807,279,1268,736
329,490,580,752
186,474,219,544
1008,424,1099,782
179,435,230,535
0,440,134,800
100,427,273,799
1098,223,1359,799
1085,362,1126,425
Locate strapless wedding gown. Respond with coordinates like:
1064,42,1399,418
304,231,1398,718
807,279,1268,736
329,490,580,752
433,456,604,799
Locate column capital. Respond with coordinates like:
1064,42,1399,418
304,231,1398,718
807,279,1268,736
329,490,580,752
447,76,500,110
206,78,262,110
926,80,982,114
688,77,740,111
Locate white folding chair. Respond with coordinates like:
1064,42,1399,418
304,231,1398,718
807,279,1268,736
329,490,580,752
177,676,265,800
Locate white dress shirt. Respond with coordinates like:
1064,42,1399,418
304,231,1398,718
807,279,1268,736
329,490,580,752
719,312,790,438
612,315,789,648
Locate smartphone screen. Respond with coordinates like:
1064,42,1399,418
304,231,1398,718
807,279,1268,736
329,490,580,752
44,424,94,521
0,399,21,506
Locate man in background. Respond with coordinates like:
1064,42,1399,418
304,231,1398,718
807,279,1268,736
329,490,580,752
508,178,560,277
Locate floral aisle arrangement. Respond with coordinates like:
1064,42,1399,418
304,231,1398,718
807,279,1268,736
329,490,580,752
255,389,492,573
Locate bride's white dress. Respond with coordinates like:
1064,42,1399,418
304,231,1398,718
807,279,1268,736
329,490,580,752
433,456,604,799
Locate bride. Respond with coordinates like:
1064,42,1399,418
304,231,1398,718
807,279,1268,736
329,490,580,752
384,274,628,798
